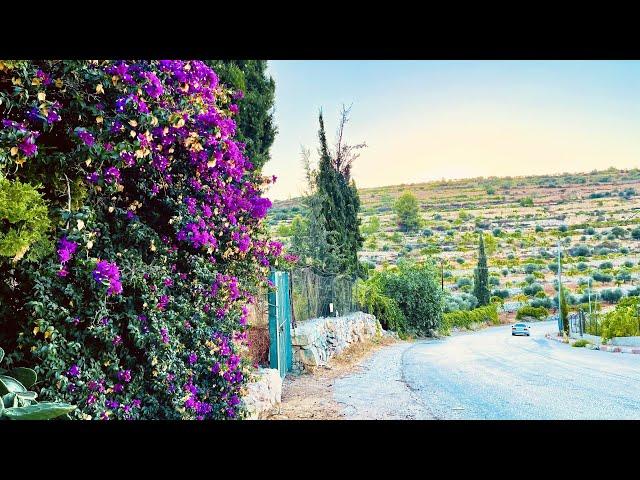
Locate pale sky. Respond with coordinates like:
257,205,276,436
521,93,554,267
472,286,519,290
261,60,640,201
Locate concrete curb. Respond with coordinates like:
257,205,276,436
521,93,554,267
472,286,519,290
545,333,640,355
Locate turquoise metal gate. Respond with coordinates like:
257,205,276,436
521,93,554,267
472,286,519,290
268,270,292,379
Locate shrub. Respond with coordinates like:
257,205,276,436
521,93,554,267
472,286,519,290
377,261,444,335
456,277,472,288
0,60,288,420
616,270,632,283
628,287,640,297
632,227,640,240
559,224,568,233
516,305,549,320
569,244,590,257
577,262,588,271
600,288,624,304
0,177,52,262
599,261,613,270
572,339,591,348
530,297,553,309
492,289,510,299
586,227,596,235
592,271,613,283
598,297,640,341
444,292,478,313
523,283,543,297
394,191,422,232
535,225,544,233
489,276,500,286
523,263,538,274
443,304,499,330
356,274,407,334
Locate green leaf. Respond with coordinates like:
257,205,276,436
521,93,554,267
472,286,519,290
16,391,37,406
0,375,27,395
2,402,76,420
0,347,4,364
2,392,16,408
10,368,37,388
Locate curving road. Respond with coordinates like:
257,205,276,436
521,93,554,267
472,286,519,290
333,321,640,419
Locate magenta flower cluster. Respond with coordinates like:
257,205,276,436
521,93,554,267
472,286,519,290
92,260,123,296
56,236,78,277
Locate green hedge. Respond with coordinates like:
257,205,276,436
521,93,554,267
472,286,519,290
516,305,549,320
443,304,499,331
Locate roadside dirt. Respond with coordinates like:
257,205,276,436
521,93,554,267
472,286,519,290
266,336,399,420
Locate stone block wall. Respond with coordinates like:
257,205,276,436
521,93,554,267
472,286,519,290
243,368,282,420
290,312,381,372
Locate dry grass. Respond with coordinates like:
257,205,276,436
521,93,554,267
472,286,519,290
266,335,399,420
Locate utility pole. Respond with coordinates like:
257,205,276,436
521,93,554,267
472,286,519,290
557,239,563,334
587,277,592,333
440,259,444,291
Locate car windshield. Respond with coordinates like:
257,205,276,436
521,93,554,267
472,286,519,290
515,324,527,327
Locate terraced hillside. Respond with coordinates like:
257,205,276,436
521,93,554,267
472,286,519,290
268,167,640,318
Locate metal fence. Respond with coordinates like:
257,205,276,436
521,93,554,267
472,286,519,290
569,309,604,337
290,268,360,323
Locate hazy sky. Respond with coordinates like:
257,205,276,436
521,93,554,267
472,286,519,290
261,60,640,201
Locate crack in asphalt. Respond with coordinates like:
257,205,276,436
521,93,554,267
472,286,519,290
399,340,442,420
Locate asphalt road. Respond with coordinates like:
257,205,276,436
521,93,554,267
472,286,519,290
333,321,640,419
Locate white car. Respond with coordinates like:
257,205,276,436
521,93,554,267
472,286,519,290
511,323,530,336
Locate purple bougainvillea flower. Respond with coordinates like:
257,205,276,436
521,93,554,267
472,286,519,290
57,236,78,264
47,110,61,123
157,295,169,311
113,383,124,393
93,260,123,296
160,327,169,344
118,369,132,383
86,171,100,184
75,128,95,147
68,364,80,377
104,166,120,183
19,137,37,157
188,352,197,365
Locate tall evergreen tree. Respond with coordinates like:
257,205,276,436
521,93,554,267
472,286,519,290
315,110,364,276
473,232,491,306
291,108,365,277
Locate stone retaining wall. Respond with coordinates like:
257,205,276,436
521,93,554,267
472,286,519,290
291,312,381,372
243,368,282,420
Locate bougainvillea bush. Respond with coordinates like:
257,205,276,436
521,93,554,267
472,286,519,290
0,60,292,419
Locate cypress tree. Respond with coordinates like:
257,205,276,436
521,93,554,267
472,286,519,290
303,111,364,276
473,232,490,306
